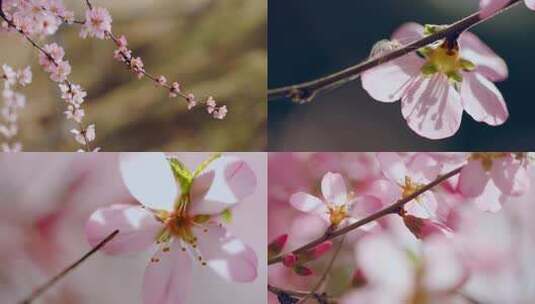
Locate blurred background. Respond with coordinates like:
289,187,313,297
269,0,535,151
0,152,267,304
1,0,266,151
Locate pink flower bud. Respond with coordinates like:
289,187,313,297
352,268,368,288
282,253,297,268
268,234,288,258
302,241,332,260
293,265,313,276
403,214,448,240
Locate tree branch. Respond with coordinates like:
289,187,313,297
268,166,462,265
19,230,119,304
267,0,522,102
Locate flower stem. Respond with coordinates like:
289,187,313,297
19,230,119,304
268,166,462,265
268,0,522,102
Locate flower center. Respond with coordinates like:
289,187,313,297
470,152,507,171
401,176,424,200
328,204,348,226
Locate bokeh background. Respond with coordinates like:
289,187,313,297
1,0,266,151
269,0,535,151
0,152,267,304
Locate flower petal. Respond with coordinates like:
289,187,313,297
120,153,178,211
491,157,530,196
377,152,407,185
479,0,510,18
423,237,465,292
195,225,258,282
401,75,463,140
85,204,161,255
289,192,328,214
190,157,256,215
458,160,490,197
527,0,535,10
321,172,348,205
142,240,192,304
461,72,508,126
350,195,383,230
459,31,508,82
391,22,424,45
361,53,423,102
473,181,506,212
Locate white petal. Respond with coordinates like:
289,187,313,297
120,153,178,211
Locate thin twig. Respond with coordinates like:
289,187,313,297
298,236,345,304
19,230,119,304
268,285,337,304
267,0,522,102
268,166,462,265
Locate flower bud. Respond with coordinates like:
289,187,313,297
293,265,313,276
402,214,447,240
307,241,333,259
268,234,288,258
352,268,368,288
282,253,298,268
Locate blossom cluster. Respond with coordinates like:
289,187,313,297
0,64,31,152
269,152,535,303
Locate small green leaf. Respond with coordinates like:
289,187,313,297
193,153,222,178
193,214,211,224
421,62,438,75
221,208,232,223
424,24,448,36
447,71,463,83
169,158,193,193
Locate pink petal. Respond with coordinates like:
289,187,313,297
142,240,192,304
391,22,424,45
289,192,328,214
376,152,407,185
190,157,256,215
527,0,535,10
423,237,465,292
459,31,508,82
363,179,401,205
405,191,437,219
85,204,161,255
361,53,422,102
120,153,178,211
458,160,490,197
479,0,510,18
357,234,413,297
350,195,383,231
407,153,442,182
491,158,530,196
461,72,508,126
194,225,258,282
473,181,506,212
401,75,463,140
321,172,348,205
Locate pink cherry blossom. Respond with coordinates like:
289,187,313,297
376,152,439,218
80,7,112,40
458,153,530,209
289,172,381,230
362,23,508,139
341,233,466,304
480,0,535,18
86,153,258,304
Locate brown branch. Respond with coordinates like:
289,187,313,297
267,0,522,102
19,230,119,304
268,166,462,265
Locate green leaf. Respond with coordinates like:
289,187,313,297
168,158,193,194
423,24,448,36
221,208,232,223
460,58,476,71
193,153,222,178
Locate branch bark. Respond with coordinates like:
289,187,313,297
268,0,522,102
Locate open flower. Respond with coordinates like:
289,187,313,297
480,0,535,18
86,153,258,304
80,7,112,39
362,23,508,139
341,233,467,304
289,172,381,230
458,153,530,211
